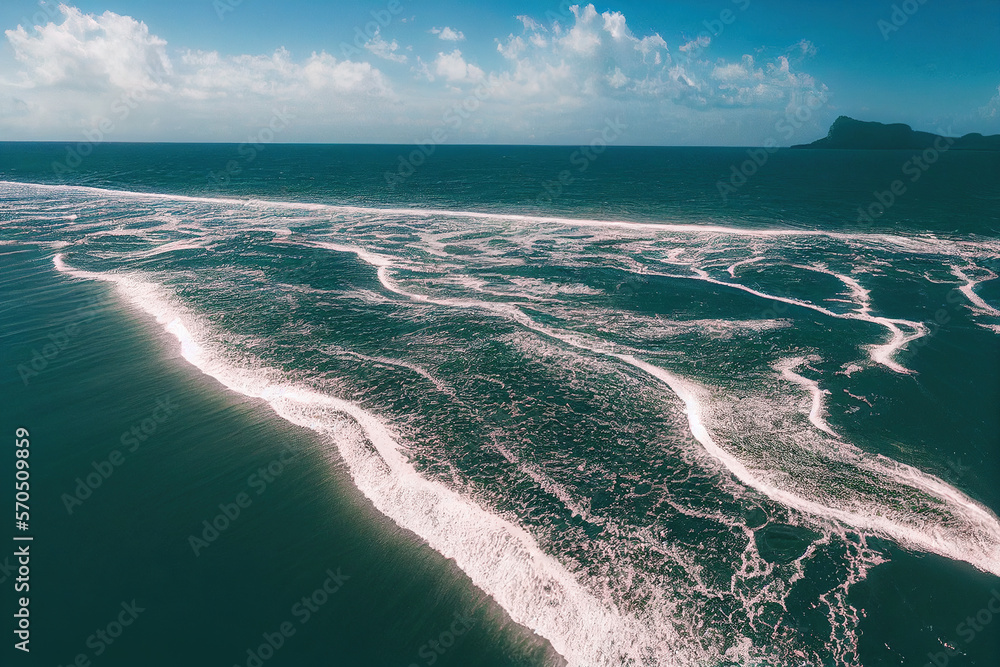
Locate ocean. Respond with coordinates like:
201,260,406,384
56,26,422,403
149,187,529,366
1,142,998,667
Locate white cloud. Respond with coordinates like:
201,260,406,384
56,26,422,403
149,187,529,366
559,4,603,54
529,32,548,48
433,49,484,83
176,47,388,98
0,2,829,145
5,5,170,91
637,34,668,56
0,94,30,116
516,15,545,33
792,39,818,58
710,54,819,107
488,4,820,113
678,35,710,53
412,56,435,82
1,5,392,141
607,67,628,89
365,29,407,63
980,84,1000,119
430,26,465,41
497,35,527,60
5,6,388,100
300,53,389,93
602,11,629,40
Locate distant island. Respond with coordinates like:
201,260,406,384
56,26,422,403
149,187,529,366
791,116,1000,150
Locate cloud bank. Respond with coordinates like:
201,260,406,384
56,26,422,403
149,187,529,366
0,3,832,144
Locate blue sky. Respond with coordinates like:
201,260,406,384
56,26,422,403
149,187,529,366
1,0,998,145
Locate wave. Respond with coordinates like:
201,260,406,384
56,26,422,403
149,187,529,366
31,178,1000,665
774,356,838,437
52,253,694,667
636,266,930,374
299,243,1000,581
951,264,1000,317
10,179,1000,255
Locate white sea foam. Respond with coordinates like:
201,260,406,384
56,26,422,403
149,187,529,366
324,346,456,399
33,181,1000,664
132,239,210,258
307,240,394,267
726,256,765,278
52,253,695,667
795,264,873,316
951,265,1000,317
318,246,1000,581
490,440,606,528
53,253,100,278
792,265,931,372
87,229,154,238
844,389,873,407
507,276,603,297
0,178,947,244
617,354,1000,580
673,267,928,374
774,357,838,437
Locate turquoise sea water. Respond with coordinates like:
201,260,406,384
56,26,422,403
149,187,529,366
1,143,999,666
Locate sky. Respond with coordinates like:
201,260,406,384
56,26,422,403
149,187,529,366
0,0,998,145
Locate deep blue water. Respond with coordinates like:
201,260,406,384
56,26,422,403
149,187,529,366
1,142,999,667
